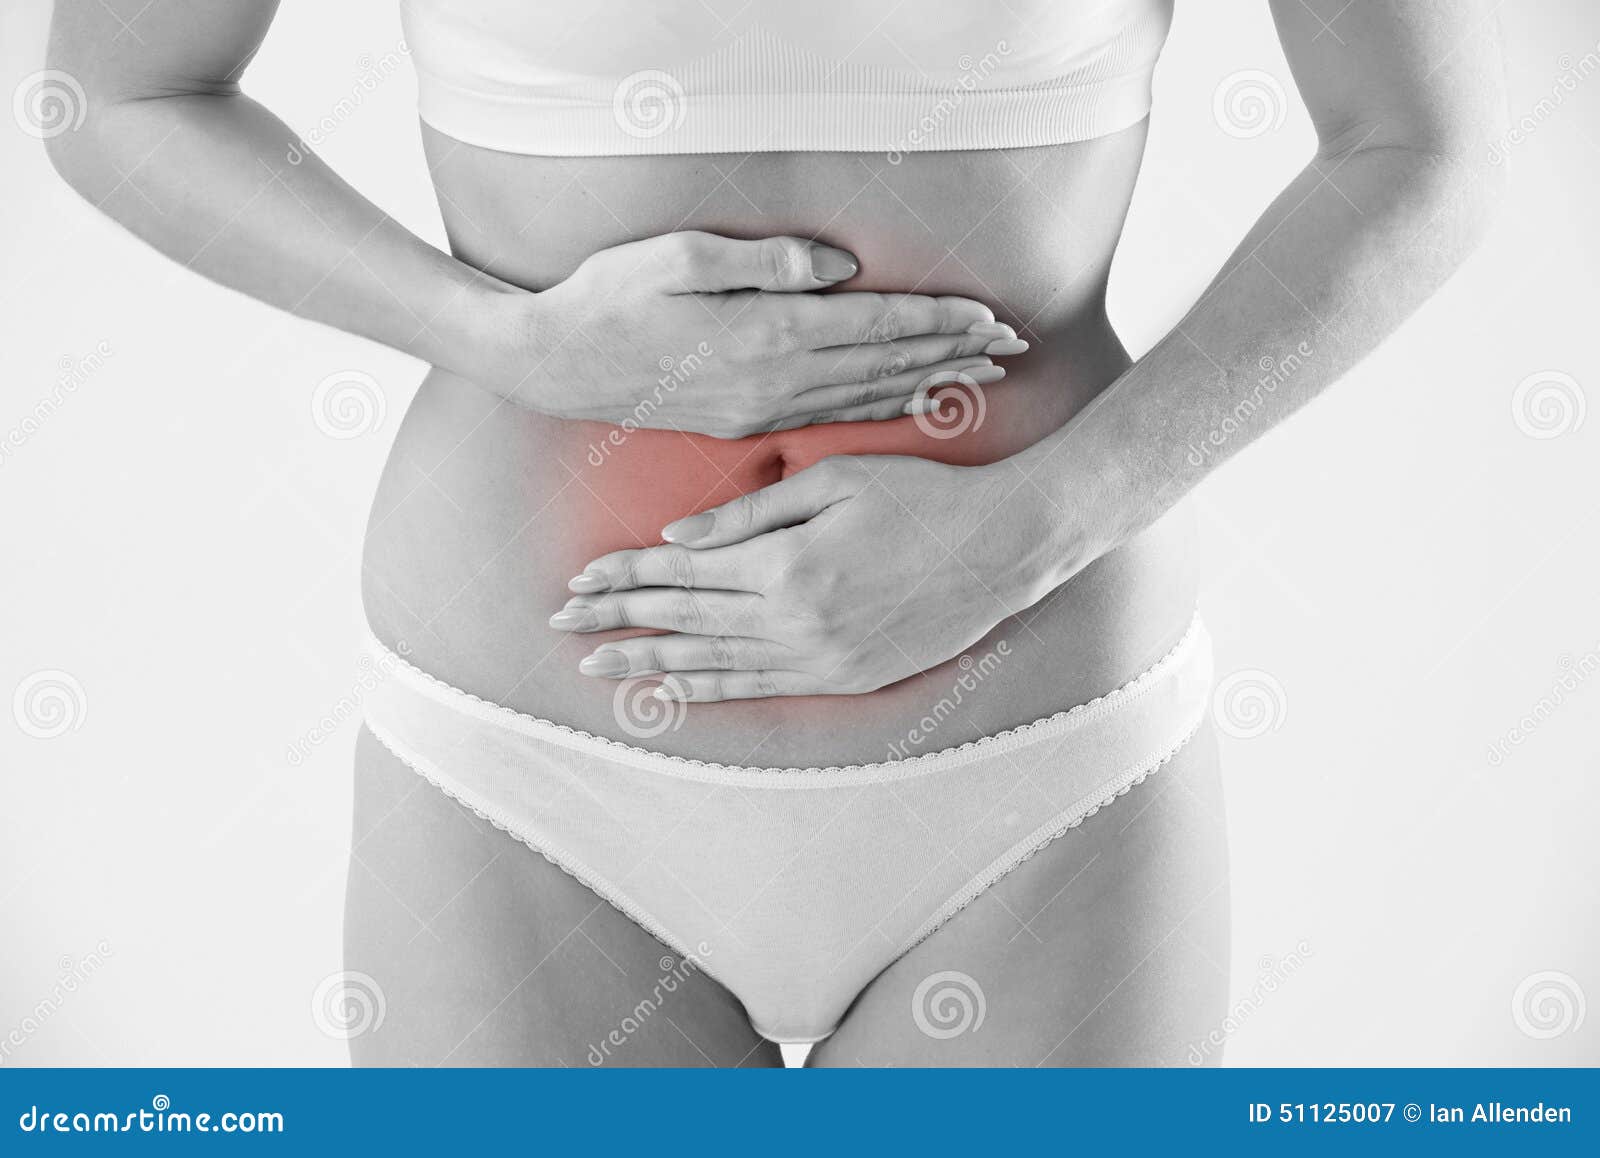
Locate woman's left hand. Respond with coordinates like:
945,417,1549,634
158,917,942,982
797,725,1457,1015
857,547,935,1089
549,454,1076,701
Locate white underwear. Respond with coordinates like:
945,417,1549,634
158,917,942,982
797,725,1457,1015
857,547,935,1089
361,616,1213,1043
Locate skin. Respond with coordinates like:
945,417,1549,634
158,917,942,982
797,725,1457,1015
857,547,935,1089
43,2,1021,434
551,2,1510,704
49,0,1505,1065
345,721,1227,1067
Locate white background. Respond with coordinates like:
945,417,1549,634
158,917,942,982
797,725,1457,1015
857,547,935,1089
2,0,1596,1065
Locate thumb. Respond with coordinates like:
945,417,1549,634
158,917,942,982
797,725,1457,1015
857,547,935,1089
663,231,859,293
660,458,861,547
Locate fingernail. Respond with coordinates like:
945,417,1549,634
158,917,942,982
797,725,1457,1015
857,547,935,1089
548,608,597,631
966,321,1015,340
568,572,608,594
902,397,941,416
579,650,629,677
983,338,1029,356
967,365,1006,385
653,676,691,702
811,248,858,282
661,513,713,543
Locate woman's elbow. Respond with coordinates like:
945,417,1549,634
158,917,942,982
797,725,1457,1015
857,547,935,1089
38,65,107,198
1430,136,1511,260
41,85,147,211
44,120,95,195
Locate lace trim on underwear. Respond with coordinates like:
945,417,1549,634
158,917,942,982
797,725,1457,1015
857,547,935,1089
895,713,1206,957
365,612,1206,778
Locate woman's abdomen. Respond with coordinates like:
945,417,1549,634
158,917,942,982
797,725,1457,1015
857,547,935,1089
361,130,1199,767
566,368,1075,563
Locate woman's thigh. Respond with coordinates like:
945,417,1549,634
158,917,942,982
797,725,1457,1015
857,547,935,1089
808,723,1229,1067
342,726,783,1067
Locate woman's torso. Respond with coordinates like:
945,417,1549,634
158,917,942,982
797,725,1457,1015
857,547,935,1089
361,126,1197,767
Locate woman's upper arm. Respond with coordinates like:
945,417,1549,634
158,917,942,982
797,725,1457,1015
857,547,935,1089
48,0,282,101
1268,0,1507,158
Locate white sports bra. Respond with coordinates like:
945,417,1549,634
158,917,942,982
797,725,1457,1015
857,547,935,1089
399,0,1173,156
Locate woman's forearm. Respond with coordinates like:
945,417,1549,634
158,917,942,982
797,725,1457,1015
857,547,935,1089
1006,139,1507,592
44,87,1013,431
46,90,518,378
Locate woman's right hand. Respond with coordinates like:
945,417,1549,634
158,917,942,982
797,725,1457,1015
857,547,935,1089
477,231,1026,439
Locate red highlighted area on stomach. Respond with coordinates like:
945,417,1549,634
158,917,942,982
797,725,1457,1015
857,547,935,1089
564,377,1034,560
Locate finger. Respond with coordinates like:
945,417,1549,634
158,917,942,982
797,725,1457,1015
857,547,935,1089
776,358,1003,425
763,392,939,431
803,326,1025,387
654,231,860,292
578,635,793,678
659,458,862,548
548,590,764,636
654,670,825,703
568,542,765,594
777,293,997,350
